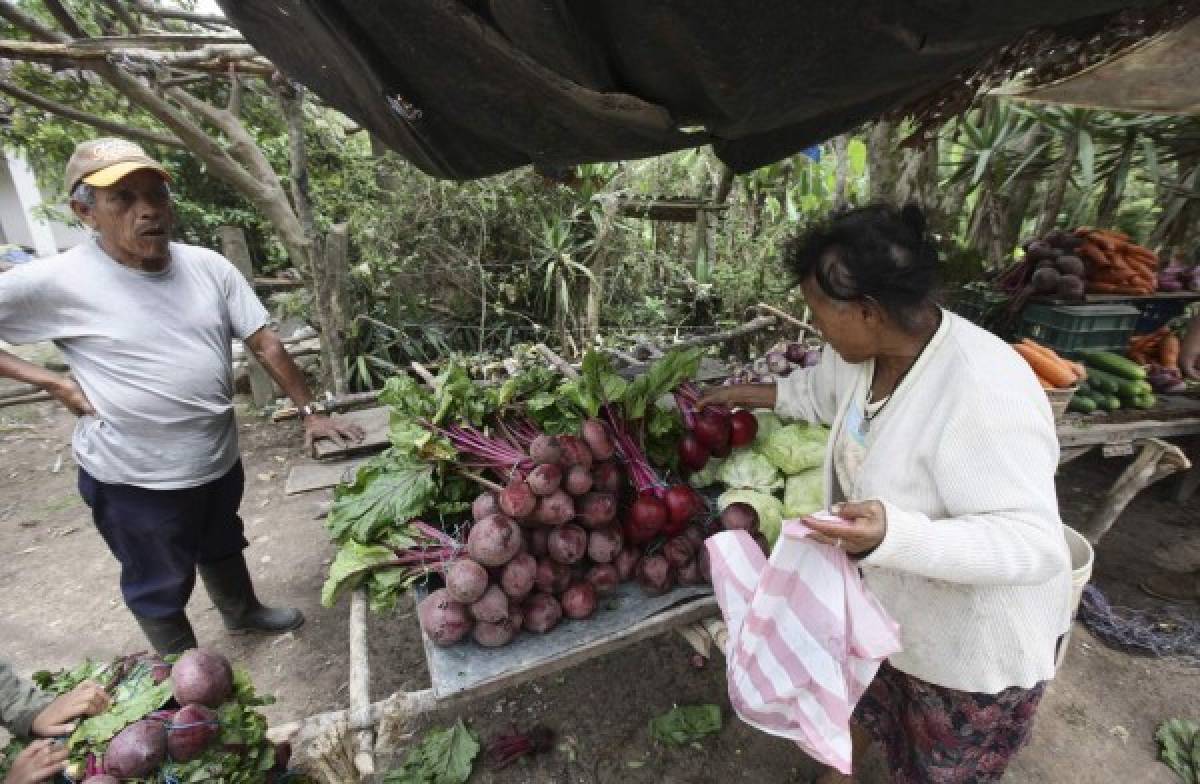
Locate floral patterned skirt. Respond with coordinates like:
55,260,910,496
852,662,1046,784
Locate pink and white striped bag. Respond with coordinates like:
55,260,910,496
706,514,902,774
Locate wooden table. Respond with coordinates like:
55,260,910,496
1056,396,1200,543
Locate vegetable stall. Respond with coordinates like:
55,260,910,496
270,311,826,780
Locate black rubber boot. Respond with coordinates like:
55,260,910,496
198,554,305,633
134,611,198,655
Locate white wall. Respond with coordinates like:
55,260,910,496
0,154,88,257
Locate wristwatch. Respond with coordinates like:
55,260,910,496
298,402,323,420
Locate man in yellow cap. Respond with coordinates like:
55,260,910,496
0,137,364,654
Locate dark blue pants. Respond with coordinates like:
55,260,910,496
78,461,248,619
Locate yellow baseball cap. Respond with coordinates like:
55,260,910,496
64,137,171,193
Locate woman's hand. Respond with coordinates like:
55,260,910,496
695,383,777,411
4,739,68,784
805,500,887,555
31,680,110,737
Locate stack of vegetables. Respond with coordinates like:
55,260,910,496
682,390,829,547
1155,256,1200,292
1075,227,1160,296
726,342,820,384
1072,350,1157,413
0,650,293,784
1128,327,1188,394
322,348,787,650
997,230,1088,303
1011,338,1085,391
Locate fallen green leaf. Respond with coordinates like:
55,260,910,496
384,719,480,784
1156,718,1199,784
649,704,722,747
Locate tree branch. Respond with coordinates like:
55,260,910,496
0,78,184,148
98,0,140,35
42,0,88,39
75,33,245,49
276,83,316,239
226,64,240,116
0,38,271,75
0,1,68,43
131,1,232,28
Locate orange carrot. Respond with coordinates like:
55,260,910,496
1161,333,1181,371
1013,343,1076,388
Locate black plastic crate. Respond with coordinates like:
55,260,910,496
1016,304,1140,358
1134,298,1189,333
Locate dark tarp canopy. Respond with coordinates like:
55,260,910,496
219,1,1168,180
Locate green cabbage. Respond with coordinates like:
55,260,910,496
718,488,785,548
783,469,824,518
759,423,828,475
687,457,725,489
717,449,783,492
752,410,784,450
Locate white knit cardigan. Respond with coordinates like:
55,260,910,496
775,311,1073,694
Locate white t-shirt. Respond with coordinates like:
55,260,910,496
0,239,269,489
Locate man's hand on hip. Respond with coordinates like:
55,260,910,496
46,378,95,417
303,413,366,452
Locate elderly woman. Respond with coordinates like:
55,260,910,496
700,205,1072,784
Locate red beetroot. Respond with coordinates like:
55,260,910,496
500,553,538,600
626,493,668,543
697,547,712,582
167,704,219,762
522,593,562,633
529,527,550,557
557,435,593,471
535,557,572,594
677,432,710,472
586,526,623,563
683,524,707,549
585,563,619,595
564,464,594,496
498,480,537,520
532,490,575,526
473,617,519,648
527,463,563,496
580,418,615,461
547,524,588,565
444,558,490,604
418,589,473,646
663,536,696,569
591,462,623,495
720,502,759,533
637,555,675,596
529,434,562,465
677,558,704,585
467,514,523,566
560,581,598,620
578,492,617,528
664,485,701,532
472,492,500,522
729,409,758,447
692,409,731,452
470,584,511,623
614,545,640,582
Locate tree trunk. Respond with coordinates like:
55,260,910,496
1096,130,1137,229
1037,132,1079,235
221,226,278,407
867,121,901,203
314,224,350,394
832,135,850,210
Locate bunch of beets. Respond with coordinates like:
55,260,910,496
419,417,743,649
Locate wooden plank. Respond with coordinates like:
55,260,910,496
424,594,718,702
222,226,276,409
284,457,369,494
312,407,390,459
1057,416,1200,448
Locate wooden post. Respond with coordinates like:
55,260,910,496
221,226,276,409
348,588,375,777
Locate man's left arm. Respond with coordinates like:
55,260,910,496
243,327,365,452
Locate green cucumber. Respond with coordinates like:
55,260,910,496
1082,368,1118,395
1088,367,1151,399
1100,395,1122,411
1131,392,1156,410
1079,350,1146,381
1068,394,1098,414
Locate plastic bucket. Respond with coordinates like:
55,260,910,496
1055,526,1095,670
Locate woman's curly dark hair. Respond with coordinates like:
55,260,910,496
783,204,939,332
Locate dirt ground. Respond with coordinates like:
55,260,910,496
0,397,1197,783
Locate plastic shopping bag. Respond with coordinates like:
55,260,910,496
706,513,901,774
